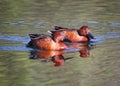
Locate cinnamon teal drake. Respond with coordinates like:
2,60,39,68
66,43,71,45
27,34,67,50
49,25,94,42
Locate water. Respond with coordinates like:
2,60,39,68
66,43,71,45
0,0,120,86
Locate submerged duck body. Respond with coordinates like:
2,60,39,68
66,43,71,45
51,26,94,42
27,34,67,50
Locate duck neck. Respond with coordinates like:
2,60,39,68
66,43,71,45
77,30,81,36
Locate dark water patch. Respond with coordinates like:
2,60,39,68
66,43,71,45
0,35,29,44
0,19,5,23
8,20,25,25
87,21,99,24
105,31,120,39
106,35,120,39
34,22,45,27
107,22,120,27
68,23,79,27
0,26,6,29
0,46,31,51
93,31,120,44
0,35,31,51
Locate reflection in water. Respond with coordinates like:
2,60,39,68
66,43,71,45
29,43,94,67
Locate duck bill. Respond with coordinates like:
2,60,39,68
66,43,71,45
87,33,94,40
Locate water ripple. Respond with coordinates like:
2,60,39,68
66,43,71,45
107,22,120,27
9,20,25,25
34,22,45,27
0,46,31,51
105,31,120,39
0,35,29,44
87,21,99,24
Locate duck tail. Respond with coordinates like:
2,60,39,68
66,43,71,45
48,30,56,34
54,26,67,30
29,34,40,39
29,34,46,40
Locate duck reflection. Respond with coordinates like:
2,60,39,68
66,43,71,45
66,43,91,58
30,50,73,67
29,43,94,67
51,55,73,67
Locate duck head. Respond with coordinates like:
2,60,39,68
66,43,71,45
79,26,94,40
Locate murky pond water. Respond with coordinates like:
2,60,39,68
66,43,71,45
0,0,120,86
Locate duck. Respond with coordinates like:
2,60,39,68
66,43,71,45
49,25,94,42
27,34,67,50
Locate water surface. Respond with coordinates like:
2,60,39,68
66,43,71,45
0,0,120,86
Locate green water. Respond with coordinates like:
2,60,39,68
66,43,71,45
0,0,120,86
